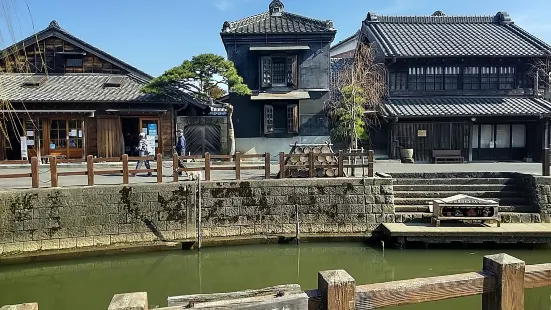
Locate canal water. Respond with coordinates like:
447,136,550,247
1,244,550,310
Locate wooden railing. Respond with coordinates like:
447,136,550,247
0,150,375,188
165,253,550,310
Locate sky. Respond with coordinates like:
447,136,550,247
1,0,551,77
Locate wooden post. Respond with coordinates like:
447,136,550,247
197,177,202,250
204,152,211,181
279,152,285,179
368,150,374,178
86,155,94,186
543,148,550,176
338,151,344,177
361,147,365,177
295,204,300,244
235,152,241,180
482,253,525,310
108,292,148,310
122,154,129,184
264,152,271,179
31,156,39,188
308,152,315,178
318,270,356,310
468,119,474,162
156,153,163,184
173,153,179,182
50,155,58,187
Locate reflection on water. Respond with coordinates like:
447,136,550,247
0,244,550,310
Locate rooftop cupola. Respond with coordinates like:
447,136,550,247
269,0,284,16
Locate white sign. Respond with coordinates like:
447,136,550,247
20,136,28,159
78,130,83,138
26,130,34,137
27,139,35,146
69,129,77,137
146,136,155,154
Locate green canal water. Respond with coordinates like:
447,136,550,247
1,244,551,310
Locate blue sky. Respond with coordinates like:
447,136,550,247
1,0,551,77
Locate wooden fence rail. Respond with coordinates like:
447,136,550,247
0,150,375,188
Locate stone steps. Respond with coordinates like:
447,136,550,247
394,190,523,199
395,212,541,224
394,197,530,206
395,205,538,213
394,184,518,192
394,178,517,185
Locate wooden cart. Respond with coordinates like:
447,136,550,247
431,194,500,227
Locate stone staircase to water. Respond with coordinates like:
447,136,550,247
391,173,541,224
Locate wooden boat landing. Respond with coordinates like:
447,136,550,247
381,223,551,247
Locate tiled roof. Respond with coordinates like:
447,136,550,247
221,0,334,34
384,97,551,117
0,73,160,102
362,11,551,57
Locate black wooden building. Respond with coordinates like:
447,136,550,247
360,11,551,162
220,0,336,155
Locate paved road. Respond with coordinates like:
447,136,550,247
0,161,543,190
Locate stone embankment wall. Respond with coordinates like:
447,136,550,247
0,178,393,255
523,175,551,222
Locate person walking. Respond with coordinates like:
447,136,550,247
133,132,152,177
175,129,186,176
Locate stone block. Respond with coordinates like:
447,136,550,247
14,231,33,242
339,224,354,233
0,303,39,310
225,207,239,217
108,292,148,310
281,224,296,234
76,236,95,248
119,224,134,234
173,229,189,240
351,223,368,232
41,239,60,251
240,225,255,236
67,226,86,238
372,205,382,214
366,214,376,224
381,185,393,195
110,234,128,244
102,204,119,214
295,187,309,196
0,232,14,244
365,195,375,204
59,238,77,249
382,204,395,214
142,192,158,202
84,205,102,216
3,242,24,254
85,225,103,236
385,196,394,204
83,215,104,227
323,223,339,233
126,232,157,243
23,241,41,252
94,235,111,246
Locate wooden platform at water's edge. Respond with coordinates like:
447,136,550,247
382,223,551,245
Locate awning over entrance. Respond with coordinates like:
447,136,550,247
0,110,96,116
251,91,310,101
105,109,167,114
249,45,310,51
384,97,551,118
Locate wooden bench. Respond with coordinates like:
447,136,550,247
433,149,464,164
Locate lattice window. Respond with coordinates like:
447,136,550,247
463,67,480,90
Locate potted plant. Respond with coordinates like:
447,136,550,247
396,141,414,162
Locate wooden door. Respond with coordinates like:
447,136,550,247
97,117,122,158
184,124,222,155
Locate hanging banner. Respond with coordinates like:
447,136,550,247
20,136,28,159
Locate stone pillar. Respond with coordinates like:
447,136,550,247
108,292,148,310
0,304,38,310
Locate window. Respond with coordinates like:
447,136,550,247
65,58,83,67
50,120,67,150
261,55,298,88
389,72,407,90
495,124,511,148
408,67,425,90
479,124,494,148
471,124,479,149
425,67,443,90
481,67,498,90
511,124,526,148
499,66,515,90
444,67,460,90
463,67,480,90
287,104,298,133
68,120,83,148
264,105,274,134
25,119,42,151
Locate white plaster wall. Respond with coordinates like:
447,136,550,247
236,136,331,160
330,38,357,57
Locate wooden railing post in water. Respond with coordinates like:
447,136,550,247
337,151,344,177
86,155,94,186
264,152,271,179
368,150,374,177
279,152,285,179
122,154,129,184
482,253,525,310
235,152,241,180
108,292,148,310
31,157,39,188
172,153,179,182
156,153,163,183
543,148,550,176
308,151,315,178
318,270,356,310
204,152,211,181
50,156,58,188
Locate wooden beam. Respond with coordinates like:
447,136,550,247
525,263,551,289
86,155,94,186
156,153,163,184
355,271,494,309
482,253,525,310
318,270,356,310
50,156,58,188
31,157,39,188
122,154,129,184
